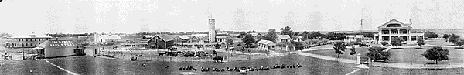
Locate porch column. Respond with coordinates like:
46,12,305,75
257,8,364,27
389,36,392,44
389,29,392,34
397,29,400,34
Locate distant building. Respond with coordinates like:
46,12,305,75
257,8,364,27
257,40,276,50
374,19,424,44
276,35,291,43
5,32,52,48
216,32,229,43
36,37,84,58
292,36,304,42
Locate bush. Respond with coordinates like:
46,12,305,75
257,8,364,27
422,46,449,64
381,42,388,46
366,46,390,62
391,37,403,46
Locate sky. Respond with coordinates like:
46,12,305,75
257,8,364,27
0,0,463,36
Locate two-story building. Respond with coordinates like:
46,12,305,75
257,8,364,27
5,33,52,48
374,19,424,44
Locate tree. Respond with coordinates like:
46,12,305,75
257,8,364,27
366,46,390,62
455,39,464,46
326,32,346,40
424,32,439,38
443,34,450,42
238,32,247,38
422,46,449,64
417,39,425,48
264,29,277,42
280,26,293,37
449,34,460,43
242,34,255,48
349,46,357,55
333,42,346,58
391,37,404,46
309,32,325,39
226,39,233,50
291,41,304,50
301,31,310,40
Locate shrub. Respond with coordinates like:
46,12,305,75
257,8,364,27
422,46,449,64
366,46,390,62
381,42,388,46
391,37,404,46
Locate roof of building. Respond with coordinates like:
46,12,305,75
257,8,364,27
277,35,291,39
216,36,228,39
179,36,190,39
100,35,122,39
378,19,412,29
258,40,276,46
229,34,240,36
9,36,52,39
191,34,208,37
158,35,178,41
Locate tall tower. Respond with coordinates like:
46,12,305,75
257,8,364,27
208,14,216,43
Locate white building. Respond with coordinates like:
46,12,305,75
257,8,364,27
276,35,291,43
257,40,276,50
374,19,424,44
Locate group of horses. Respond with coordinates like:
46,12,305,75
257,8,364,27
178,63,303,73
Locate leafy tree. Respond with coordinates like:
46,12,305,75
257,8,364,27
226,39,233,50
417,39,425,48
326,32,346,40
310,32,325,39
449,34,460,44
280,26,293,37
366,46,390,62
238,32,247,38
349,46,357,55
215,43,221,49
242,34,255,48
424,32,439,38
391,37,404,46
301,31,310,40
291,41,304,50
333,42,346,58
422,46,449,64
455,39,464,46
264,29,277,42
443,34,449,39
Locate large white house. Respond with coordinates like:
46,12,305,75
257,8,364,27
374,19,424,44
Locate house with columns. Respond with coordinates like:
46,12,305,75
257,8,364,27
374,19,424,44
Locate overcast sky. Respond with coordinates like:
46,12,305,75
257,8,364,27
1,0,464,36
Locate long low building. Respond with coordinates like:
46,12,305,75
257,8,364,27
4,33,52,48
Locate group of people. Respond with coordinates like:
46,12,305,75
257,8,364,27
178,63,303,73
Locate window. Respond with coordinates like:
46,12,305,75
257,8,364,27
401,36,408,41
18,39,21,41
382,36,389,41
382,30,389,34
391,29,398,34
400,29,408,34
386,24,402,27
411,36,417,41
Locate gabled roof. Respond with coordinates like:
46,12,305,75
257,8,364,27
158,35,178,41
377,19,412,29
277,35,291,39
258,40,276,46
